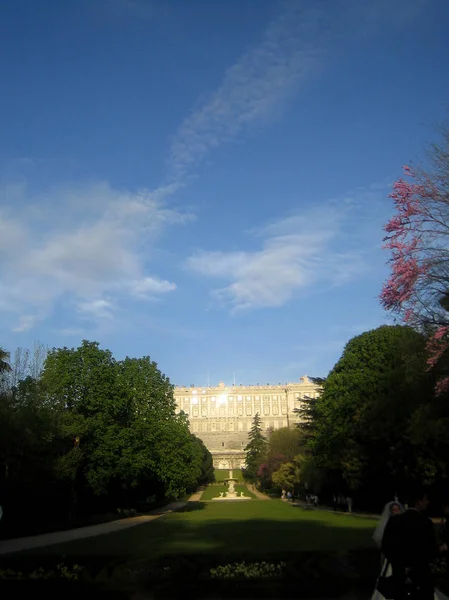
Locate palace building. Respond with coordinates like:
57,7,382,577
174,375,321,470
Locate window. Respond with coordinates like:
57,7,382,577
255,395,259,400
238,395,242,400
246,396,251,401
221,442,225,447
211,396,216,401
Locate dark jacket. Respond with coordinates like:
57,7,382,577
382,508,437,568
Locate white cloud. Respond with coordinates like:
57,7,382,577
0,180,189,331
12,315,36,332
187,201,370,311
78,299,114,320
129,276,177,299
168,1,328,182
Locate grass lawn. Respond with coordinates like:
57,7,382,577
214,468,244,482
200,484,256,500
21,499,377,560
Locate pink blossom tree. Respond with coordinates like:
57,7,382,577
381,123,449,393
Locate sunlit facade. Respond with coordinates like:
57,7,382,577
174,375,321,469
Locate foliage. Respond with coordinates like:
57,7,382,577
267,427,306,461
0,340,211,537
295,377,325,441
243,413,268,480
271,457,302,493
210,561,286,579
380,122,449,394
257,427,309,491
0,563,84,581
309,325,449,504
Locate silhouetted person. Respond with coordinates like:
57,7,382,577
440,497,449,587
382,487,437,600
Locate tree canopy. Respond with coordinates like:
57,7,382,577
0,340,211,538
309,325,449,505
381,121,449,394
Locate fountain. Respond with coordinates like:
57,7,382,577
212,469,251,501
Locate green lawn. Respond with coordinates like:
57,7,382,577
214,468,244,482
23,499,377,559
200,484,256,500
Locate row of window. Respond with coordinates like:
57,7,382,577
190,419,288,433
182,405,288,417
176,393,313,403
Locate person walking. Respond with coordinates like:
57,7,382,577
371,500,405,600
382,487,437,600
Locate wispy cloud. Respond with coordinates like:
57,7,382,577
167,1,328,183
129,276,177,299
165,0,427,187
78,299,115,320
0,180,190,332
12,315,36,333
186,189,384,312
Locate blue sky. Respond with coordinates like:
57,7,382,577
1,0,448,386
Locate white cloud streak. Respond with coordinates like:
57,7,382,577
187,198,374,312
168,1,328,182
0,181,189,331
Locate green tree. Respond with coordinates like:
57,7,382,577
267,427,305,461
294,377,325,441
0,347,12,393
272,457,301,493
311,325,441,501
243,413,268,481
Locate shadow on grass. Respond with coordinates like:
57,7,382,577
0,514,380,599
177,501,207,513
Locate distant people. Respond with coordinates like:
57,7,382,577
333,493,337,511
346,496,353,513
382,487,437,600
313,495,318,508
287,491,292,502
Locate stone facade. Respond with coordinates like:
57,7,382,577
174,376,321,468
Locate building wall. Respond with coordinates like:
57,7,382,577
174,376,321,468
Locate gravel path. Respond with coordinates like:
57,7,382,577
0,495,199,555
